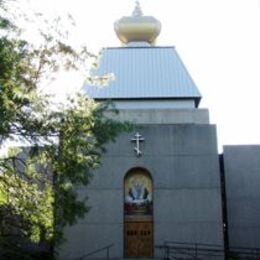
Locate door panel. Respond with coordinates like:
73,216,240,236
124,221,153,258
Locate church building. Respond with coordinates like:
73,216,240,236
60,3,260,259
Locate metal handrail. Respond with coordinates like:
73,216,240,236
76,243,114,260
157,241,260,259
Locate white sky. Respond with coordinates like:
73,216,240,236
16,0,260,149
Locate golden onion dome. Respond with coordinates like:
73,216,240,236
114,1,161,45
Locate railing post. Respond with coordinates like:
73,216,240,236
165,245,170,260
195,243,198,259
106,246,109,260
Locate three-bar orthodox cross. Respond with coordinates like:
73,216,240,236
131,132,145,157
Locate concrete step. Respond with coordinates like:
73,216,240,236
86,257,164,260
83,257,164,260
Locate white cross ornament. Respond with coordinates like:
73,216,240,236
131,132,145,157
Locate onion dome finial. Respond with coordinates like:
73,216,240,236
114,1,161,45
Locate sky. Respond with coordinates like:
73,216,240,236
11,0,260,150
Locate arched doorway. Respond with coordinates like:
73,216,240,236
124,168,153,258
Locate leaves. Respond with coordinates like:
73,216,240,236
0,1,131,259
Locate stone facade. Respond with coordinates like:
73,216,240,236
60,115,224,259
223,145,260,249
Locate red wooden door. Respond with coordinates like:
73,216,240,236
124,221,153,257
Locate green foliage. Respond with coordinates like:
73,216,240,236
0,1,131,259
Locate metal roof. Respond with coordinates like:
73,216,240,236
83,46,201,105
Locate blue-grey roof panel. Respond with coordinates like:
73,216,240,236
84,46,201,100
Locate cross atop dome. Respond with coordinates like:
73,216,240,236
132,1,143,17
114,1,161,46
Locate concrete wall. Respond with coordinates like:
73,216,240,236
112,99,196,109
59,124,224,259
223,145,260,249
105,108,210,125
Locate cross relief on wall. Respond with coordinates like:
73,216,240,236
131,132,145,157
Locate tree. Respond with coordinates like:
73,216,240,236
0,1,129,259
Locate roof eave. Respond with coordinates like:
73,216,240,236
93,96,201,108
